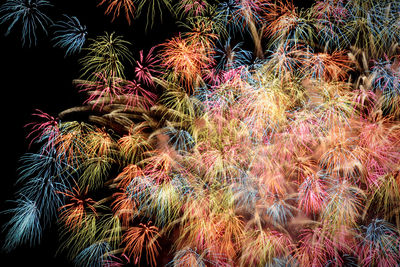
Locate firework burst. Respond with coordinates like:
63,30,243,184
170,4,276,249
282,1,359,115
0,0,53,46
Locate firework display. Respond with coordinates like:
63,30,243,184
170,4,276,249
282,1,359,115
1,0,400,266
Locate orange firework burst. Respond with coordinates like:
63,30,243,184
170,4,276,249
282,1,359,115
112,190,137,227
58,183,97,229
264,0,314,47
123,221,160,267
305,50,352,81
160,34,213,92
98,0,136,25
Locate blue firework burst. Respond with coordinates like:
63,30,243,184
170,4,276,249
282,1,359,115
52,15,87,57
214,37,252,70
74,241,112,267
16,150,76,225
2,197,42,251
165,126,195,152
371,56,400,99
358,219,400,266
0,0,53,46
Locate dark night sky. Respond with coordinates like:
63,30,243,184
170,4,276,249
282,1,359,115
1,0,314,265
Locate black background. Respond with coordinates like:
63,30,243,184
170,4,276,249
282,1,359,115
1,0,313,265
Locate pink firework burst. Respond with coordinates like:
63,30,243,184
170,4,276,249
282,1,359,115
134,46,163,87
